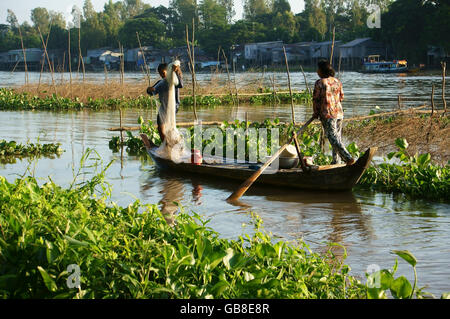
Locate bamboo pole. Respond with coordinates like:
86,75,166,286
232,55,239,105
136,32,151,86
431,84,435,117
221,49,234,99
18,25,28,85
38,25,52,92
185,22,198,121
68,29,72,87
104,64,108,85
300,65,311,94
78,27,85,83
330,26,336,66
38,26,56,94
442,61,447,113
338,51,342,79
283,45,296,125
61,51,65,83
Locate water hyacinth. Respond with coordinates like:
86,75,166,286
0,88,311,111
0,171,366,299
0,139,63,163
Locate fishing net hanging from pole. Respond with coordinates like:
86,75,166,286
155,60,190,163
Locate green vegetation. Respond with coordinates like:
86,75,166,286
110,118,449,202
0,165,367,298
366,250,450,299
2,163,447,299
0,139,63,164
355,138,449,202
0,89,311,111
0,89,156,110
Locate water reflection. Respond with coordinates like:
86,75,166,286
159,179,185,226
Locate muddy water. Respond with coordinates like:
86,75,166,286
0,109,449,297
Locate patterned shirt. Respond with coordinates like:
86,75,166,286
313,77,344,120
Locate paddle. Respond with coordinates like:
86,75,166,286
227,116,315,202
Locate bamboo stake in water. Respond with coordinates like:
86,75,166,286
300,65,311,94
68,28,72,87
283,46,296,125
221,49,234,99
18,25,28,85
232,55,239,106
330,26,336,66
185,22,198,121
38,26,56,94
38,23,52,93
78,27,85,83
136,32,151,86
442,62,447,113
431,84,435,117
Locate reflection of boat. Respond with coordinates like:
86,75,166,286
140,134,377,192
360,55,408,73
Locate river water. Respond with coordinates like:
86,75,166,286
1,71,449,297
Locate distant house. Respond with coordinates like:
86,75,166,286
339,38,386,69
272,43,311,65
309,41,342,65
86,48,123,71
244,41,284,65
7,48,43,64
5,48,43,71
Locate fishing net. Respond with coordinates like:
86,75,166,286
155,60,191,163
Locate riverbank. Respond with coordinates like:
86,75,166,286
344,112,449,164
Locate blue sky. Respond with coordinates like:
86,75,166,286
0,0,305,25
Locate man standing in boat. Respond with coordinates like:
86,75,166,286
147,63,184,142
312,60,355,165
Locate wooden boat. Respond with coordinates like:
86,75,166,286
140,134,377,192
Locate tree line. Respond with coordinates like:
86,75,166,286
0,0,448,64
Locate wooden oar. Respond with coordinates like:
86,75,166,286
227,116,315,202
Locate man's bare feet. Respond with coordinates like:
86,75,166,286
346,158,356,166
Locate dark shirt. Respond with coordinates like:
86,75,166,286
149,73,184,113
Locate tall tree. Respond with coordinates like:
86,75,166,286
219,0,235,23
243,0,273,19
31,8,50,34
198,0,227,30
7,9,19,29
273,0,291,14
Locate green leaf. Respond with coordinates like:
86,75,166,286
417,153,431,167
367,287,387,299
211,280,229,296
222,248,234,270
64,235,89,247
441,293,450,299
395,138,409,150
37,266,58,292
390,276,413,299
391,250,417,267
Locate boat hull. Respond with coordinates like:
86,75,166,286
143,137,377,192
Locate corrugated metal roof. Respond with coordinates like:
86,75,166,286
340,38,372,48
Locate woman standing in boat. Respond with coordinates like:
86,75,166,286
313,60,355,165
